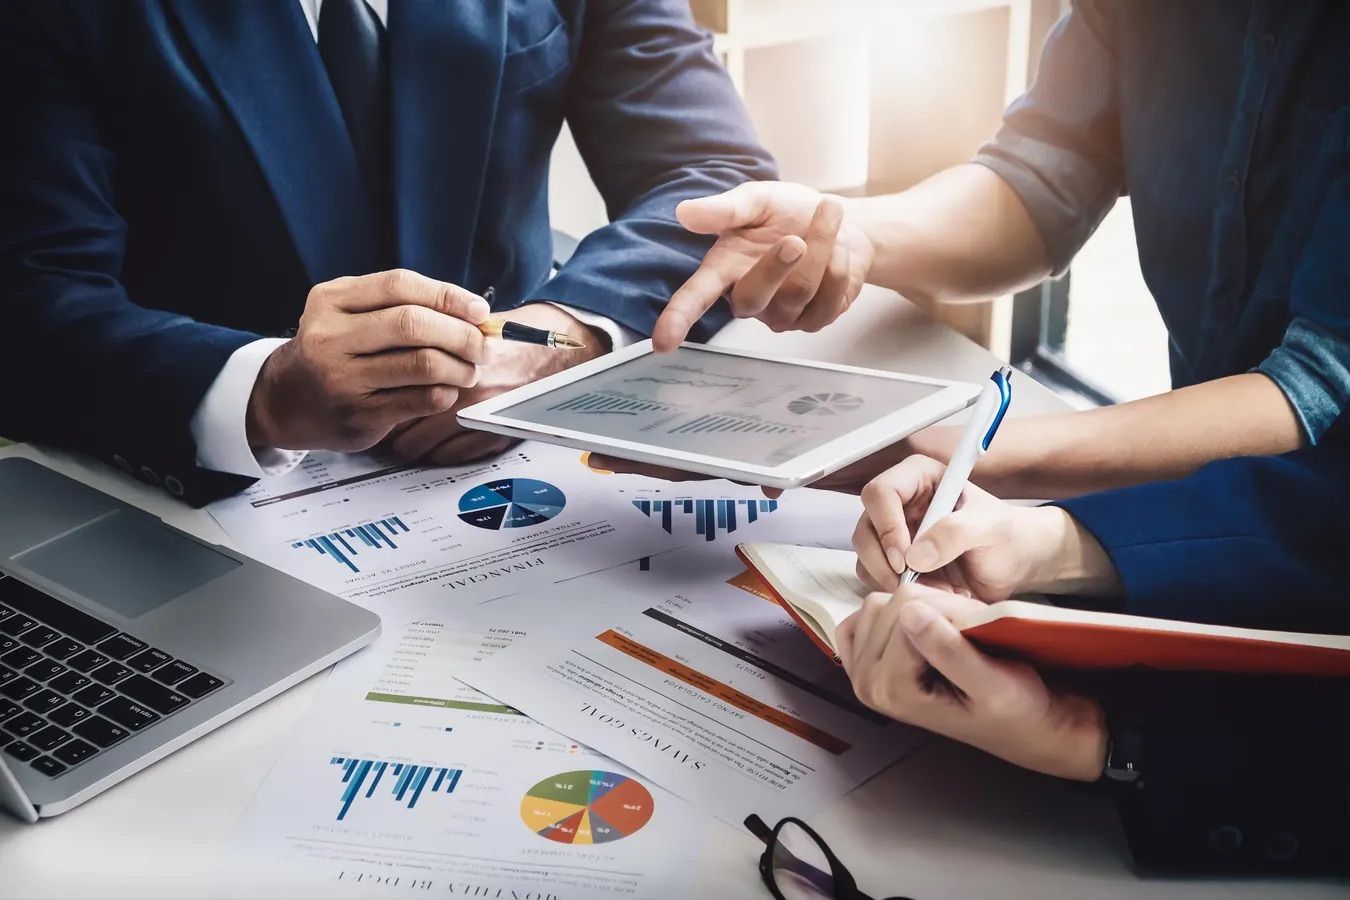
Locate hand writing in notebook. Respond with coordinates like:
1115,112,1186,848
853,455,1121,599
836,583,1108,781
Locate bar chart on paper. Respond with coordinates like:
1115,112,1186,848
291,516,411,573
631,497,778,542
329,756,462,821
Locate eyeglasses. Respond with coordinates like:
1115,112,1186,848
744,814,914,900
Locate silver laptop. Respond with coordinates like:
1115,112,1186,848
0,457,380,821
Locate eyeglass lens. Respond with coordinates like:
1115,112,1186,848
771,821,836,900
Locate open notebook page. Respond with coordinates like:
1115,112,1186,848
745,544,872,646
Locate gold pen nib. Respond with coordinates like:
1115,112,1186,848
551,333,586,350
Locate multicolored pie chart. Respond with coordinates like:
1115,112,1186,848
520,770,654,845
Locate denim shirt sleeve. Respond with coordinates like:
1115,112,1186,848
970,0,1124,275
1256,319,1350,441
1253,177,1350,442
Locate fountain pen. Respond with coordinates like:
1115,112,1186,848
478,287,586,350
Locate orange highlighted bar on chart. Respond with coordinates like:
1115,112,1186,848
596,630,851,755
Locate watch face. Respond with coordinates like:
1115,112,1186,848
1104,729,1144,784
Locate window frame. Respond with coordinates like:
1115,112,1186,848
1010,275,1120,407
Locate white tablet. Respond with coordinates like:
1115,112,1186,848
458,342,981,489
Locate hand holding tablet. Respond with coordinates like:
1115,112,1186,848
458,343,979,490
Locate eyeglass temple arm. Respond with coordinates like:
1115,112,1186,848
744,814,775,845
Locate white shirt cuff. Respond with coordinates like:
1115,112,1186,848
190,338,307,478
545,303,639,351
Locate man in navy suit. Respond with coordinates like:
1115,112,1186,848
0,1,775,505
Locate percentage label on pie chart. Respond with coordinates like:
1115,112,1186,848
521,770,654,845
788,392,864,416
458,478,567,530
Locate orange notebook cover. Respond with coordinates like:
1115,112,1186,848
735,543,1350,677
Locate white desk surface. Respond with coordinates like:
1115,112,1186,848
0,289,1341,899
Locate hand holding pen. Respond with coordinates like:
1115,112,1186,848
852,367,1016,593
900,366,1013,583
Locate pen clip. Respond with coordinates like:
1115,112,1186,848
980,366,1013,451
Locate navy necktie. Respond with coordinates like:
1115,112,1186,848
318,0,391,267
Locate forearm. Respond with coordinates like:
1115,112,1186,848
559,0,775,338
913,373,1304,498
848,164,1052,306
1052,431,1350,631
540,178,748,339
1016,506,1123,598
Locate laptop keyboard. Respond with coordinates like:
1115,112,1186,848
0,575,226,779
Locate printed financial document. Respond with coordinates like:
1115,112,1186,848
207,442,675,622
216,621,738,899
456,511,927,827
210,445,879,890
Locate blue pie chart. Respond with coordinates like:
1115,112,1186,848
458,478,567,530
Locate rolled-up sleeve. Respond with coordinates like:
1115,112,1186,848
1254,177,1350,442
971,0,1124,275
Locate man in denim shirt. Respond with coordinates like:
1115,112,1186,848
649,0,1350,499
976,0,1350,441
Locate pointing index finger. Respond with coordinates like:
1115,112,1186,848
654,263,732,352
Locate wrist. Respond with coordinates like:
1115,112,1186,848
838,195,877,283
846,194,910,293
975,689,1107,782
1049,694,1109,782
992,691,1107,782
246,346,287,450
1023,507,1123,597
490,304,605,385
1019,506,1081,594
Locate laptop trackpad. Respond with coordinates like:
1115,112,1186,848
14,511,242,618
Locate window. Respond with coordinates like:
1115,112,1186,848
1012,200,1171,406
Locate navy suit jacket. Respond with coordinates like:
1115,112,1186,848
1058,416,1350,874
0,0,775,504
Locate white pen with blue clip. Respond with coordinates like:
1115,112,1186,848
899,365,1014,584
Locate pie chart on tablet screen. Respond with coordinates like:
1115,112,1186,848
787,392,864,415
520,770,655,844
457,478,567,530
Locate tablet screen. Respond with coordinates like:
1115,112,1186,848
498,347,941,466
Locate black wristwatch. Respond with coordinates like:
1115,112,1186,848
1101,722,1144,790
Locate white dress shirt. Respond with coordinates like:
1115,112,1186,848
190,0,633,478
